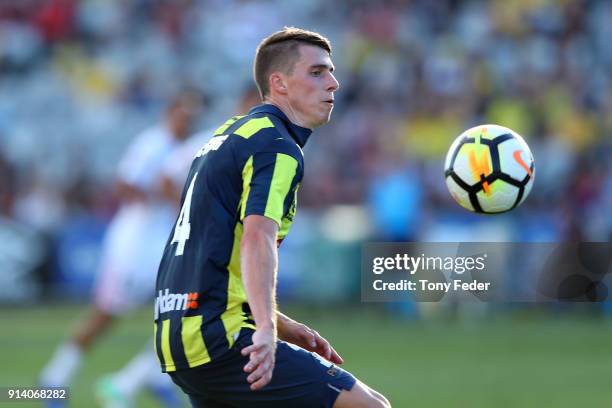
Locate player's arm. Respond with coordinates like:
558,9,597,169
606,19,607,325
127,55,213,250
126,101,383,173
240,214,279,390
238,145,302,389
115,132,157,204
115,179,176,205
115,180,148,203
277,311,343,364
115,131,182,206
159,176,183,205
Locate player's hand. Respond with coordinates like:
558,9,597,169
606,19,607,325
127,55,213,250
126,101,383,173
278,318,344,365
241,326,277,391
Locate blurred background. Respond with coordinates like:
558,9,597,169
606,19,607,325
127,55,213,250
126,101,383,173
0,0,610,407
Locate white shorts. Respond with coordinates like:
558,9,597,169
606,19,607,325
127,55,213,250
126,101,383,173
94,203,175,315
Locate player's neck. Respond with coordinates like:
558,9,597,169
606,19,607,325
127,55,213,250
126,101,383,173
263,97,312,130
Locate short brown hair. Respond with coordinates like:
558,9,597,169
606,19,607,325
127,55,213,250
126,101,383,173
253,27,332,99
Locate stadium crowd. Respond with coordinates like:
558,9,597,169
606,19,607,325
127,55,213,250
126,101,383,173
0,0,609,301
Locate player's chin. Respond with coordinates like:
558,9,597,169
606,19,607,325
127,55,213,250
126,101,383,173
316,109,333,126
312,117,331,128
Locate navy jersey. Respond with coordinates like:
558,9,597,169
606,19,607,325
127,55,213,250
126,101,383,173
154,104,311,372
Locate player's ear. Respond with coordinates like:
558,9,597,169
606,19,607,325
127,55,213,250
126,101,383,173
269,72,287,95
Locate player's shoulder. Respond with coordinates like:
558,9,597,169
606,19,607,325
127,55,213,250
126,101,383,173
135,124,169,141
183,130,214,155
231,113,303,160
129,124,171,151
229,112,278,140
120,124,171,166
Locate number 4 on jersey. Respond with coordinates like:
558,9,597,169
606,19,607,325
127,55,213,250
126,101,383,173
172,172,197,256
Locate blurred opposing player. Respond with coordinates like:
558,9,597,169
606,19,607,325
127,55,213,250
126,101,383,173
160,86,262,201
39,89,202,408
154,27,391,408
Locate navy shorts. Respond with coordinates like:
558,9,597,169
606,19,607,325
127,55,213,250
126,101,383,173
169,329,356,408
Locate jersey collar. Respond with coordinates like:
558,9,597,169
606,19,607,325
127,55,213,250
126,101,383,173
248,104,312,148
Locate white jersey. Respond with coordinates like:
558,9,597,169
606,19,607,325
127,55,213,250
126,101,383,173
117,125,178,197
95,124,183,315
161,129,214,189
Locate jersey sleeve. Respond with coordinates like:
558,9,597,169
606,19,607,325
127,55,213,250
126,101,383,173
239,150,301,227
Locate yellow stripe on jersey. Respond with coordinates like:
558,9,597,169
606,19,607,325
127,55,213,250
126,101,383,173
214,115,244,136
181,315,211,367
264,153,298,225
234,117,274,139
279,183,299,239
153,323,161,364
160,319,176,372
240,156,254,220
221,222,256,349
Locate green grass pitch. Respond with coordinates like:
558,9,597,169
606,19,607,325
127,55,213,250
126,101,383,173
1,304,611,407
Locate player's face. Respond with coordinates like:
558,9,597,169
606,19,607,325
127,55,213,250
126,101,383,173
170,97,200,140
284,45,339,129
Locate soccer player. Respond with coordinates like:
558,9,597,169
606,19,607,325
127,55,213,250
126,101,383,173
40,89,201,407
154,27,391,408
159,85,261,201
93,86,261,407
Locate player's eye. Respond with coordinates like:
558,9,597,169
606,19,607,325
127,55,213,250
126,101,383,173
311,70,322,77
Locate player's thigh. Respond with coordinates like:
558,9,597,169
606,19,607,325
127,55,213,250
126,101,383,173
225,339,356,408
93,218,166,314
333,380,390,408
170,333,357,408
367,385,391,405
93,261,152,315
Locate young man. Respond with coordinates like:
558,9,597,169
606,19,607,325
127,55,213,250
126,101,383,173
40,90,201,408
154,27,391,408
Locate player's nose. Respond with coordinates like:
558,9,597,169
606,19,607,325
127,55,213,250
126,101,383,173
326,73,339,92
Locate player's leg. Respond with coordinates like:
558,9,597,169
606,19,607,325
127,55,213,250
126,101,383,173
369,386,392,406
39,306,117,394
39,299,116,387
96,340,184,408
94,214,177,407
40,214,139,392
333,379,391,408
146,369,186,407
169,332,359,408
95,340,157,407
73,306,115,348
38,308,116,408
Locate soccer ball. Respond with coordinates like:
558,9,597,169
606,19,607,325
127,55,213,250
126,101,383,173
444,124,535,214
